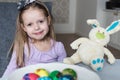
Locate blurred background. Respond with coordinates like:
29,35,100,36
0,0,120,77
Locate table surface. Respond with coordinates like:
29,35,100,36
78,59,120,80
0,59,120,80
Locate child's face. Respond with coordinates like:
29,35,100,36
22,8,50,40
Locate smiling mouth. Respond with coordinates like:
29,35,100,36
34,31,44,35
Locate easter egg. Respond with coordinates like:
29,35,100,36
59,75,74,80
62,68,77,79
49,70,62,80
35,68,49,77
37,76,52,80
22,73,39,80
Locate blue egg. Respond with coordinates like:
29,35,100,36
37,77,52,80
59,75,74,80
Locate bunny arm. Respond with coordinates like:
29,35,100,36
104,47,116,64
63,51,82,64
70,37,89,50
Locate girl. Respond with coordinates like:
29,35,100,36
3,0,67,77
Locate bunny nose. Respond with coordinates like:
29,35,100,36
96,32,105,39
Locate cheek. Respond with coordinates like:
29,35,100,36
23,27,32,34
43,22,49,30
45,25,49,32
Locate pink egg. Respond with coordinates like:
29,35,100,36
22,73,39,80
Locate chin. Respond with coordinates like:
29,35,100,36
34,36,47,41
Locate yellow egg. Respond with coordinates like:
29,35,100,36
35,68,49,77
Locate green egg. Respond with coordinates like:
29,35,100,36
49,70,62,80
62,68,77,80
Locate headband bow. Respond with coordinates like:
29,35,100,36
17,0,35,10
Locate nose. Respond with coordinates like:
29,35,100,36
34,23,40,30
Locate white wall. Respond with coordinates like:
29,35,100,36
54,0,77,33
75,0,97,37
96,0,108,27
97,0,120,50
51,0,120,50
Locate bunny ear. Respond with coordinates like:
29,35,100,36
87,19,100,28
106,20,120,34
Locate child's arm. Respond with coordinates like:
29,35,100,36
2,51,17,78
56,42,67,62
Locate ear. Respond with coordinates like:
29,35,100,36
87,19,100,28
106,20,120,34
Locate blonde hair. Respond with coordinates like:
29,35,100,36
9,0,55,67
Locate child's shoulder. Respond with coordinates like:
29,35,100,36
51,40,65,49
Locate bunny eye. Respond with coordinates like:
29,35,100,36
92,24,97,28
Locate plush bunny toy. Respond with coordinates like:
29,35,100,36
63,19,120,71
